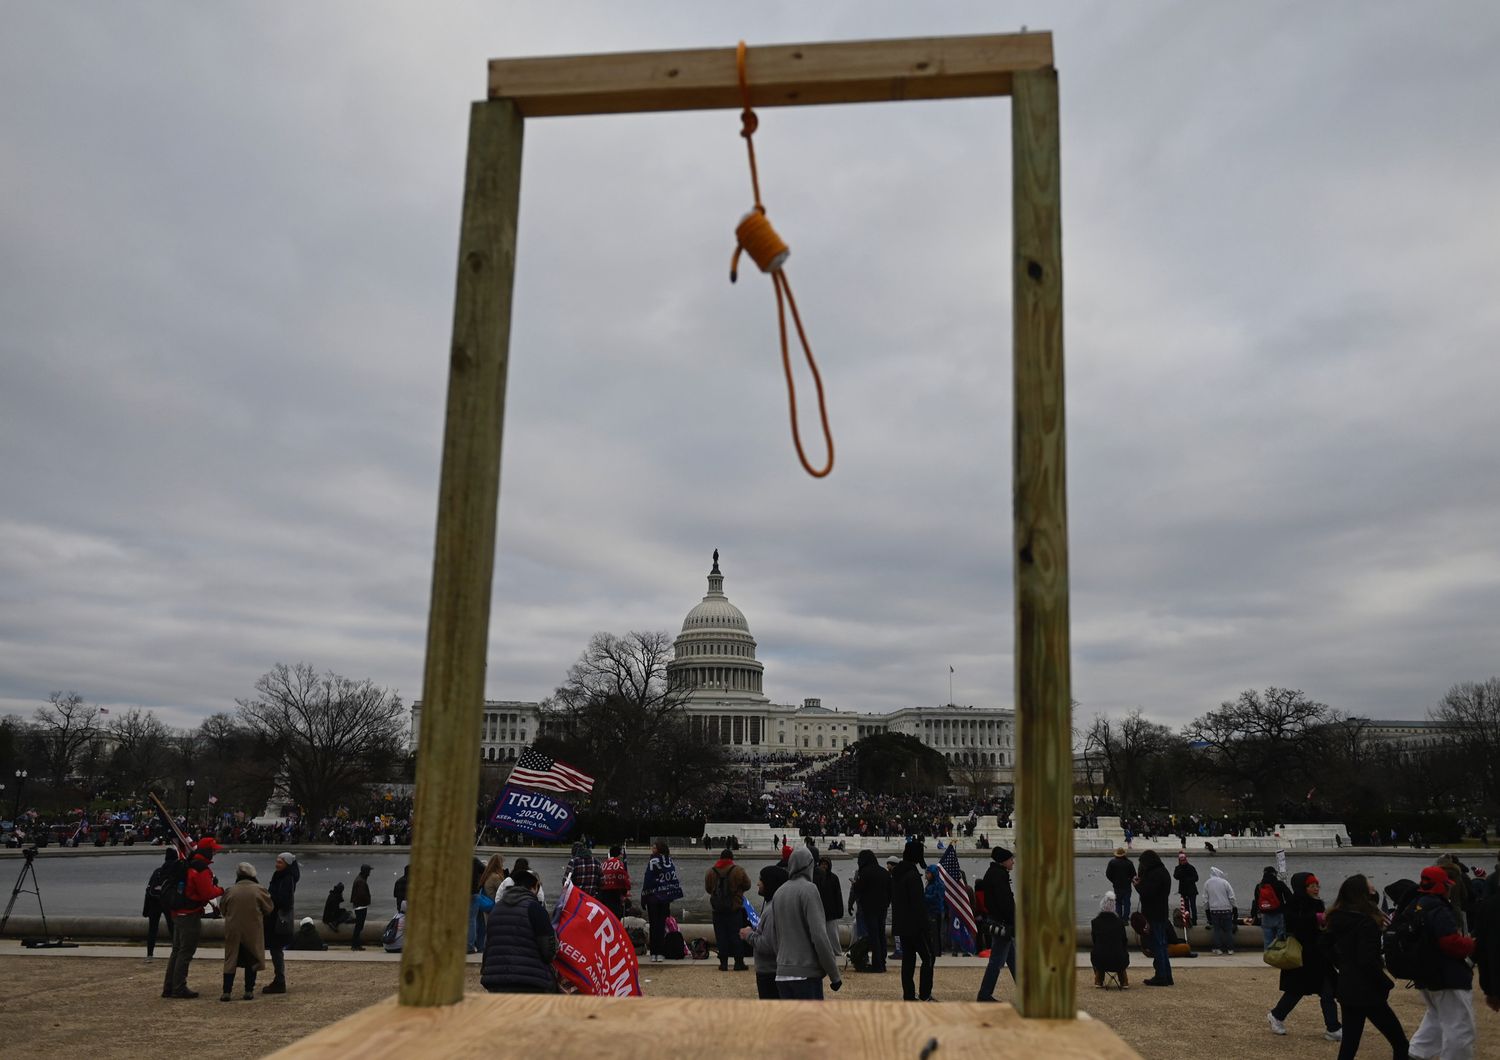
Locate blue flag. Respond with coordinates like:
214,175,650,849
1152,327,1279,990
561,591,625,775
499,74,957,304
487,783,576,841
742,894,760,930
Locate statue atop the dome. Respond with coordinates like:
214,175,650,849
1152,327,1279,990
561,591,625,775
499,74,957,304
712,548,720,574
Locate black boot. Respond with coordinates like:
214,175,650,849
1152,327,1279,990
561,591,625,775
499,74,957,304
262,980,286,995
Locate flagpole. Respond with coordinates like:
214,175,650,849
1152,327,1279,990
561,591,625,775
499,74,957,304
948,667,954,707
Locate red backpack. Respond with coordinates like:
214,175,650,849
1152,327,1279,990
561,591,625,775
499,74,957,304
1256,882,1282,913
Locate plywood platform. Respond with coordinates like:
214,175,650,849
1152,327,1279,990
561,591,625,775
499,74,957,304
268,994,1141,1060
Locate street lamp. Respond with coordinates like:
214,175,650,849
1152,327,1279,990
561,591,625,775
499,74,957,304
185,779,196,827
13,769,28,821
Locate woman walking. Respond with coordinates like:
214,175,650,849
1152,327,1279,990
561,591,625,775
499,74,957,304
1267,872,1342,1041
1321,874,1409,1059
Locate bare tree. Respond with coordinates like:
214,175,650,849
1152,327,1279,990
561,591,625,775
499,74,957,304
1183,687,1332,815
32,691,101,783
546,631,690,802
107,708,173,792
1085,709,1176,812
236,662,406,824
538,630,740,811
1430,677,1500,813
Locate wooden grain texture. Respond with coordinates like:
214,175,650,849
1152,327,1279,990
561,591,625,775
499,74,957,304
269,994,1140,1060
1011,66,1073,1020
487,32,1053,116
398,99,524,1007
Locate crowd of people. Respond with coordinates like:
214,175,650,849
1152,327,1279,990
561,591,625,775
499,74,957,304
1089,844,1500,1058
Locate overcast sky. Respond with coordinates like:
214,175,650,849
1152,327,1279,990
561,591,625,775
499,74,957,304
3,2,1497,735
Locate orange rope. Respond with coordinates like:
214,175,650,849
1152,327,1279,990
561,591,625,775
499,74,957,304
729,40,834,479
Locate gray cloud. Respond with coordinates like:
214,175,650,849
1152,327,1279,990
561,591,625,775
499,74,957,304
3,2,1497,735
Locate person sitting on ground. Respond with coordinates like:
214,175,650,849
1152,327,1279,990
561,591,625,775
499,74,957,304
1090,893,1130,988
479,869,558,994
322,882,354,930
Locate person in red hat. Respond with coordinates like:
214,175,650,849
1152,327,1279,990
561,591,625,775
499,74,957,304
162,836,226,999
1406,866,1476,1059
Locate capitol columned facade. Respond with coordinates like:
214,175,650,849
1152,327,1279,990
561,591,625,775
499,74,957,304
411,553,1015,780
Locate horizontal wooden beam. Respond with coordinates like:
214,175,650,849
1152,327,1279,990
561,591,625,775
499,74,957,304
488,32,1053,117
270,993,1140,1059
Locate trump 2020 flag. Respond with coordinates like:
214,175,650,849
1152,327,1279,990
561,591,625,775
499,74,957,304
742,894,760,930
938,844,977,954
552,880,642,996
487,784,576,841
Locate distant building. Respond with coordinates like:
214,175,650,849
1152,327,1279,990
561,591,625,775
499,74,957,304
1360,718,1452,756
411,552,1015,780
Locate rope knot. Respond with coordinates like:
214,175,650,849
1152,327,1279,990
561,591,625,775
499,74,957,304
727,40,834,479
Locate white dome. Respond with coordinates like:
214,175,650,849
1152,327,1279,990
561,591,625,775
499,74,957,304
682,596,749,631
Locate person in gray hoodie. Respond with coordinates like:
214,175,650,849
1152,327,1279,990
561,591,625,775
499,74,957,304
763,847,843,999
1203,867,1237,955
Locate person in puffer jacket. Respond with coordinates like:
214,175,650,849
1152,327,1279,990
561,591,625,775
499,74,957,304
480,869,558,994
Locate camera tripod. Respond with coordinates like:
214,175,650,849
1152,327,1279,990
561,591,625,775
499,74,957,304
1,849,76,948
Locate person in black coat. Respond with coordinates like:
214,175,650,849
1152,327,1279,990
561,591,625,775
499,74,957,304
1267,872,1341,1038
1173,852,1200,927
262,852,299,993
322,882,353,930
480,869,558,994
977,847,1017,1002
1135,849,1174,986
1479,877,1500,1014
1320,874,1407,1059
1106,847,1136,922
815,856,844,957
889,841,934,1002
142,848,177,958
850,849,891,973
1090,892,1130,988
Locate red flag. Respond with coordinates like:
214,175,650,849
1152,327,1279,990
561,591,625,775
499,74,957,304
551,881,641,996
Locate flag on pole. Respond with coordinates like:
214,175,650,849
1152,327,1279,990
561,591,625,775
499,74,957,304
98,707,109,715
937,845,977,953
147,790,193,858
510,747,594,795
551,878,642,996
949,666,955,674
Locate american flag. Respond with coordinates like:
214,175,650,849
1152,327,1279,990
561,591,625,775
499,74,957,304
509,746,594,795
938,844,977,952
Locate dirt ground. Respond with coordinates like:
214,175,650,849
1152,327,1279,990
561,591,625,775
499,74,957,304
0,953,1492,1059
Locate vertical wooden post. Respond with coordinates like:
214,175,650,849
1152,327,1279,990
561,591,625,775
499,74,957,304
399,99,524,1007
1011,65,1072,1020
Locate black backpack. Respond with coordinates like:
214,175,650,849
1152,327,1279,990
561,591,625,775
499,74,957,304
1383,898,1437,984
709,867,738,914
159,858,194,913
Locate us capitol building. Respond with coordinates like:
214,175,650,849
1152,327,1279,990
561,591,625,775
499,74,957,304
411,552,1015,781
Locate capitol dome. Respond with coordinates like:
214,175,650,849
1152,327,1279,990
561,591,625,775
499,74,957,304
667,550,768,704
